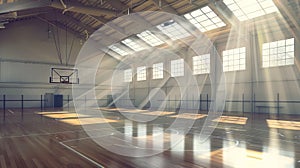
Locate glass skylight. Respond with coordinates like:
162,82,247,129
156,20,191,40
121,38,145,52
223,0,278,21
184,6,226,32
109,45,129,56
137,30,164,47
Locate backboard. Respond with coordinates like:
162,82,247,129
49,68,79,84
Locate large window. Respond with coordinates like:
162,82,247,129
223,47,246,72
171,59,184,77
137,66,146,81
157,20,191,40
223,0,278,21
121,38,145,52
109,44,129,56
137,30,164,47
184,6,226,32
124,69,132,82
153,63,164,79
262,38,294,68
193,54,210,74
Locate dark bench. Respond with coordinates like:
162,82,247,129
256,105,283,113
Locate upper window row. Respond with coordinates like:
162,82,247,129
123,56,210,82
110,6,226,56
110,1,280,57
124,59,184,82
124,38,295,82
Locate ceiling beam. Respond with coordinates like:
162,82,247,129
91,15,108,25
105,0,126,11
0,0,50,14
90,31,119,46
88,0,161,36
150,0,178,14
57,13,96,34
123,14,154,34
50,0,116,17
88,15,126,35
36,15,85,39
273,0,300,41
0,11,16,19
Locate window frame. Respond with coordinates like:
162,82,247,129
124,69,133,82
262,38,295,68
137,66,147,81
170,59,185,77
152,62,164,79
193,54,211,75
222,47,246,72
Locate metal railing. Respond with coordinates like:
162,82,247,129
0,93,299,121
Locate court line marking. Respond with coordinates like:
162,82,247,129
59,142,105,168
60,132,240,152
8,109,15,114
0,127,121,139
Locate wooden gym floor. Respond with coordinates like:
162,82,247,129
0,108,299,168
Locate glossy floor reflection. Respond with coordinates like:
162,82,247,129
0,108,299,168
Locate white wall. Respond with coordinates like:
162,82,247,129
0,18,83,108
0,18,81,64
0,17,299,114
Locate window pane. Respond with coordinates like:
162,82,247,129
262,38,295,68
222,47,246,72
157,20,191,40
184,6,226,32
223,0,278,21
153,63,164,79
121,38,145,51
124,69,132,82
193,54,210,75
137,66,147,81
137,30,164,47
109,44,129,56
171,59,184,77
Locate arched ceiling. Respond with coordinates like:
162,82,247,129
0,0,299,48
